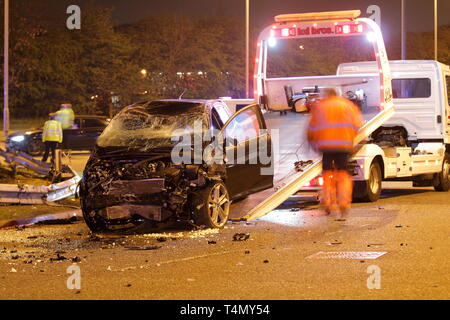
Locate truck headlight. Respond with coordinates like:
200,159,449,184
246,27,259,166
11,135,25,143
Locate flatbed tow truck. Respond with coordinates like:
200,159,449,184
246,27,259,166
227,10,450,221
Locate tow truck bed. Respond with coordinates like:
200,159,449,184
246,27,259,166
230,104,395,221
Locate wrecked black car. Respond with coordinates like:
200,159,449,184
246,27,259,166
80,100,273,231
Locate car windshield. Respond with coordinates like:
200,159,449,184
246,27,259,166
97,101,209,152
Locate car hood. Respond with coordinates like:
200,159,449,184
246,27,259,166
8,129,42,138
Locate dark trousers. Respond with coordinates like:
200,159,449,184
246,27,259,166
321,151,353,211
322,151,350,171
42,141,58,162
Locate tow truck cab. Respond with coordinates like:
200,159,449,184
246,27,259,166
338,60,450,200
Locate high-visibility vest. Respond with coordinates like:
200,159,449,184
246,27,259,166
307,96,363,152
42,120,63,143
55,108,75,129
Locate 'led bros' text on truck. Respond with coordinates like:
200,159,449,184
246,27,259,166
180,304,270,317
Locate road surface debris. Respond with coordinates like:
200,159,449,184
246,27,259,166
232,233,250,241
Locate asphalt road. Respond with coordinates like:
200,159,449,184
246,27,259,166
1,113,449,300
0,185,449,300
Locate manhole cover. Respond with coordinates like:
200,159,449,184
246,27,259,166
306,251,387,260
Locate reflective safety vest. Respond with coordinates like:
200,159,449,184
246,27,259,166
55,108,75,129
307,96,363,152
42,120,63,143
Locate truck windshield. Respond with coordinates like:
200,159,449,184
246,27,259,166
267,35,375,78
97,101,209,152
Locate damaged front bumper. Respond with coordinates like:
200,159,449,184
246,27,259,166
86,178,173,222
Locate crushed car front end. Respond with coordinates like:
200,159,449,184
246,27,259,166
79,100,227,231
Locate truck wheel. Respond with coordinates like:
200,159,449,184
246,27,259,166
192,181,230,228
434,154,450,192
353,161,382,202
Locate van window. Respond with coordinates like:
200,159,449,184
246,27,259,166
392,78,431,98
446,76,450,105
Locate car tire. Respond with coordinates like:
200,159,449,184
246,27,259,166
192,181,230,228
81,202,108,232
353,161,382,202
434,154,450,192
27,138,45,156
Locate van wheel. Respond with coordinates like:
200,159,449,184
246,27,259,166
353,161,382,202
434,154,450,191
192,181,230,228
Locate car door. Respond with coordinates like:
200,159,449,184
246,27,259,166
220,104,273,199
80,118,108,150
62,118,82,150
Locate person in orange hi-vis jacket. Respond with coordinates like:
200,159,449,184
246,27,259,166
307,88,363,220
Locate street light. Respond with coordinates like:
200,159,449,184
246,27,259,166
3,0,9,138
245,0,249,99
140,69,147,77
434,0,438,61
401,0,406,60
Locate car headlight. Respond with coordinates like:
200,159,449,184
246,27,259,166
11,135,25,143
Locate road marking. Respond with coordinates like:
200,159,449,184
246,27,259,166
306,251,387,260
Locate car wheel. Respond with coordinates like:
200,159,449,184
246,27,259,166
434,154,450,192
27,138,45,156
353,161,382,202
192,181,230,228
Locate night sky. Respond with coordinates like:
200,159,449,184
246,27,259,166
40,0,450,43
52,0,450,29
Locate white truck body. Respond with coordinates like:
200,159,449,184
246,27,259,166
226,11,450,221
340,61,450,187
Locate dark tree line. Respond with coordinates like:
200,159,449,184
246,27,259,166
1,2,246,118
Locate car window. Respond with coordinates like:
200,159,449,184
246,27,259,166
392,78,431,98
211,108,223,130
213,104,230,124
69,118,81,129
224,108,260,143
83,118,105,128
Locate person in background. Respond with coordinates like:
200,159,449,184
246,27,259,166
55,103,75,129
41,113,63,163
307,88,363,220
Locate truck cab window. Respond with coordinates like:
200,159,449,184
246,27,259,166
392,78,431,98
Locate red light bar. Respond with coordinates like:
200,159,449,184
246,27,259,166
335,23,363,34
275,27,297,37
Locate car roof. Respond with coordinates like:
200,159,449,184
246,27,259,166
156,99,224,104
75,115,108,120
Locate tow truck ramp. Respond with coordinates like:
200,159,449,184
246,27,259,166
238,104,394,221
